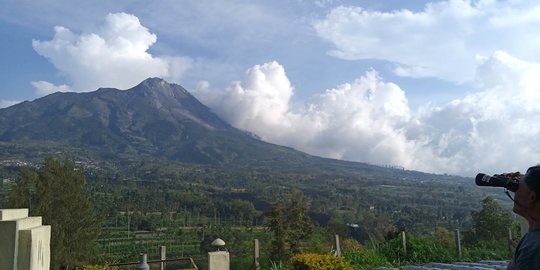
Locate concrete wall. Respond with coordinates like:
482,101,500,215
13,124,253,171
208,251,230,270
0,209,51,270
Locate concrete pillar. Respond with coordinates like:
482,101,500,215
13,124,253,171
401,231,407,256
208,251,229,270
455,229,462,259
334,234,341,257
159,246,166,270
18,225,51,270
135,253,149,270
253,239,259,270
508,227,514,252
0,209,51,270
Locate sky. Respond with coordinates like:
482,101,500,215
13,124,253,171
1,0,540,176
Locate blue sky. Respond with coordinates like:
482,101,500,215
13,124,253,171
2,0,540,176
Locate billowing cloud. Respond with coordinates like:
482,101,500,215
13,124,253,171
314,0,540,83
196,61,295,135
32,12,192,93
196,62,420,170
196,52,540,176
412,51,540,175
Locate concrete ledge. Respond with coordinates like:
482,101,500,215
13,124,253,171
17,217,43,231
0,209,29,221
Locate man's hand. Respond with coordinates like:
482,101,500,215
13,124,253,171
498,172,523,179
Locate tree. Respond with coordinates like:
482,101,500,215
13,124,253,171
267,202,288,261
266,191,315,262
434,227,453,249
9,156,100,269
465,196,519,245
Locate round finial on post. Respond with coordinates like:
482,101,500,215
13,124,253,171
211,238,226,251
135,253,150,270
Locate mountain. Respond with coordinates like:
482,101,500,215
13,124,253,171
0,78,339,169
0,78,476,229
0,78,467,183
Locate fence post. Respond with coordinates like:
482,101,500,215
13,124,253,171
209,238,229,270
160,246,166,270
253,239,260,270
508,227,514,252
401,231,407,257
455,229,462,259
135,253,149,270
334,234,341,257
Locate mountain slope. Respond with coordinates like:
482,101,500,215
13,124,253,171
0,78,327,167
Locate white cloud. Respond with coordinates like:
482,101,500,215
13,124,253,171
313,0,540,83
196,61,418,170
199,61,294,130
0,100,20,109
32,12,192,93
414,51,540,175
314,0,336,9
196,52,540,176
30,81,71,96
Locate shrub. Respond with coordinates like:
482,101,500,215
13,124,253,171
462,239,513,261
290,253,352,270
341,238,364,252
434,227,453,249
343,249,390,270
378,233,454,265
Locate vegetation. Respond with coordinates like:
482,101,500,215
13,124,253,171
290,253,352,270
465,196,520,245
0,154,519,269
0,73,520,269
343,248,390,270
8,156,101,270
266,191,315,262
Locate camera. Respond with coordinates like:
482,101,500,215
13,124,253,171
475,173,519,192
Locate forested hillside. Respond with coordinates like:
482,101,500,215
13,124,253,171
0,78,518,268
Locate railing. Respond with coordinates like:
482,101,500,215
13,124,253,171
108,256,198,270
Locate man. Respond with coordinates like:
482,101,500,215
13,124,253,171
507,166,540,270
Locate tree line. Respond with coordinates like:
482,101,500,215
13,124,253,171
2,155,519,269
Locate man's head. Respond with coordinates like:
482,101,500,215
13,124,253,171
524,166,540,197
513,166,540,218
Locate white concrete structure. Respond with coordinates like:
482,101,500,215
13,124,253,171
208,251,230,270
0,209,51,270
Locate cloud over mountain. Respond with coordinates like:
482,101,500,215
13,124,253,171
32,12,192,94
196,52,540,176
24,5,540,176
0,100,19,109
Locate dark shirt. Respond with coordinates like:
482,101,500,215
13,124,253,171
508,229,540,270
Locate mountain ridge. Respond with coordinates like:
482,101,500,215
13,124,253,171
0,78,322,167
0,78,459,182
